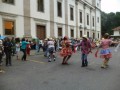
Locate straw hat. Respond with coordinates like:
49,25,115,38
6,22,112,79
82,35,87,39
49,38,53,40
44,38,48,40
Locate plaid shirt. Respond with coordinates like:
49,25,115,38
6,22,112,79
76,40,91,54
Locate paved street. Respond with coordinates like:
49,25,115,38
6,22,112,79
0,47,120,90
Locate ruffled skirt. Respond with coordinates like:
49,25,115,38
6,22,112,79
100,48,112,58
60,47,72,57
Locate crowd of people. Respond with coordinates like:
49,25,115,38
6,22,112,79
0,33,120,73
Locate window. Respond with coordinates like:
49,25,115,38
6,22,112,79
93,33,95,39
80,31,82,37
92,16,94,27
97,17,99,23
38,0,44,12
58,27,62,37
71,29,74,37
98,33,99,38
4,20,15,35
87,32,89,38
2,0,14,4
70,7,74,21
80,11,82,23
87,14,89,25
97,3,99,7
57,1,62,17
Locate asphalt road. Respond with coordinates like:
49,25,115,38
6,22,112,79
0,47,120,90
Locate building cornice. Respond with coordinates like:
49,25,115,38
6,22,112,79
0,11,17,17
77,0,95,9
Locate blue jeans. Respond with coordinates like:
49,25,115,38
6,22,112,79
81,53,88,66
21,49,27,61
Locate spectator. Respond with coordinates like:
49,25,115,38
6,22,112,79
3,38,13,66
15,38,21,60
21,38,29,61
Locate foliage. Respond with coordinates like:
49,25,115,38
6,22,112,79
101,11,120,35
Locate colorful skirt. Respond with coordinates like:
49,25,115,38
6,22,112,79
60,47,72,57
100,48,112,58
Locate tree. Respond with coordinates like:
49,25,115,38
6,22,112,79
101,12,120,36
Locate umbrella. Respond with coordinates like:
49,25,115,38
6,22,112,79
0,35,7,39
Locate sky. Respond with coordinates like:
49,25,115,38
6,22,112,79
101,0,120,13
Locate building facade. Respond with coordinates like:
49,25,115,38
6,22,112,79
112,26,120,38
0,0,101,39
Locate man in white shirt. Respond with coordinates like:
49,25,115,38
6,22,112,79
38,39,43,52
47,38,56,62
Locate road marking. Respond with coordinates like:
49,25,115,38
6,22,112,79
28,60,45,64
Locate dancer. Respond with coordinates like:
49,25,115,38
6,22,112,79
95,33,116,68
60,36,72,65
75,35,91,67
21,38,29,61
47,38,56,62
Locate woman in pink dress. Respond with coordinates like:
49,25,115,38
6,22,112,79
96,33,112,68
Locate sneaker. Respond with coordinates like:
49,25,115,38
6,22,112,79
105,64,109,67
101,65,106,69
53,58,56,61
48,59,51,62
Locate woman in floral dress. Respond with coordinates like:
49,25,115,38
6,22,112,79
60,36,72,65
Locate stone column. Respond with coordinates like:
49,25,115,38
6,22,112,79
65,0,68,36
50,0,55,37
83,4,86,35
75,1,78,38
95,8,97,39
90,8,92,38
23,0,31,38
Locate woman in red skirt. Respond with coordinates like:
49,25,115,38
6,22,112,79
26,40,31,56
60,36,72,65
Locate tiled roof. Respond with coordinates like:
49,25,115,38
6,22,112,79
112,26,120,31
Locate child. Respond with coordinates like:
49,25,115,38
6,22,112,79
16,42,20,60
26,40,31,56
15,38,21,60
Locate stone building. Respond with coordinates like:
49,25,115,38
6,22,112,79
0,0,101,39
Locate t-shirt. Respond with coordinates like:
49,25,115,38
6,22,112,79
47,41,54,48
21,41,29,49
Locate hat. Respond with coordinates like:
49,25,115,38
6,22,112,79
82,35,87,39
63,36,68,40
0,40,2,44
105,33,109,36
49,38,53,40
44,38,47,40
